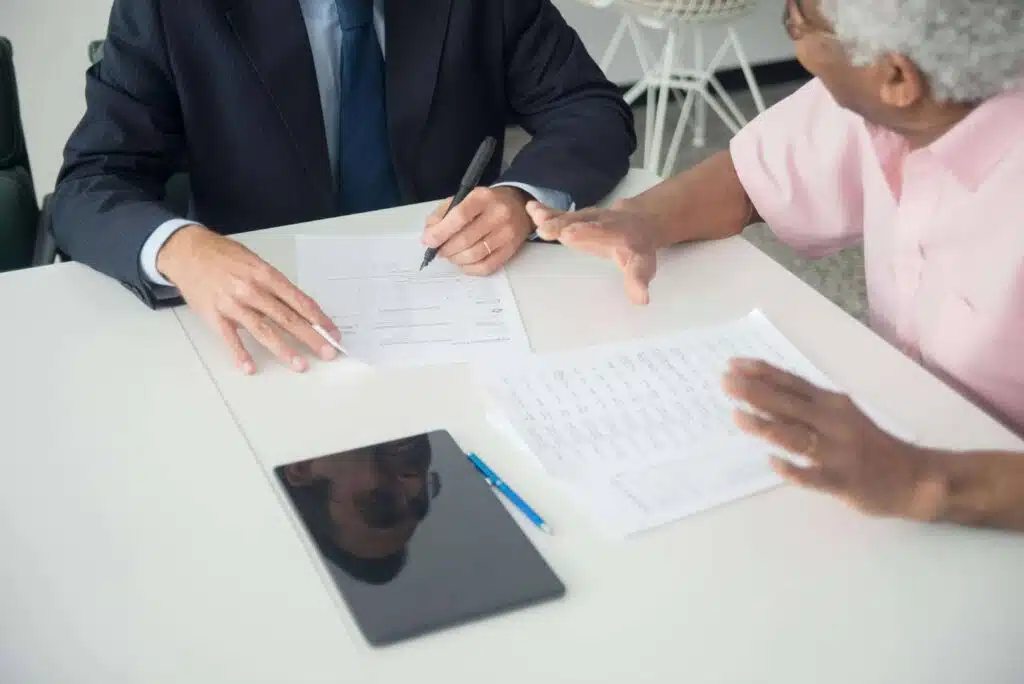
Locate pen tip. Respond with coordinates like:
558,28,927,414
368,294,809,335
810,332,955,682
541,523,554,535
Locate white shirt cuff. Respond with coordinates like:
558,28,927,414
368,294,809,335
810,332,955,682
140,218,196,288
494,182,574,212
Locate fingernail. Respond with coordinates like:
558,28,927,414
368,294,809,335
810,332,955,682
320,345,338,361
242,361,255,375
291,356,307,372
731,358,758,371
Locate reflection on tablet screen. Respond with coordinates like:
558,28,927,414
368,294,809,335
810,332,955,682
279,434,440,585
276,430,564,646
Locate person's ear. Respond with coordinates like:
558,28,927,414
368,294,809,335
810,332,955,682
283,462,315,487
877,53,927,109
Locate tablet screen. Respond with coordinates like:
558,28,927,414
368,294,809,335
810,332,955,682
275,430,565,646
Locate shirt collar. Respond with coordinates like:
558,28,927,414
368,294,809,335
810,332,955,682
924,88,1024,191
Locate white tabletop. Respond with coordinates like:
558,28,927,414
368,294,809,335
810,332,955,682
174,169,1024,683
3,169,1023,683
0,262,394,682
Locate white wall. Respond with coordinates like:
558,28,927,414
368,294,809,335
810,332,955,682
0,0,792,201
0,0,113,202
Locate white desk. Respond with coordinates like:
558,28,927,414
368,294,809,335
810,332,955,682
3,169,1024,683
174,170,1024,683
0,260,395,682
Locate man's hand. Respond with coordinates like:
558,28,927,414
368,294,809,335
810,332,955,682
157,225,341,374
722,358,946,521
421,187,533,276
526,200,661,305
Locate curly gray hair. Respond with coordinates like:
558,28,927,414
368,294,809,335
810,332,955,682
819,0,1024,102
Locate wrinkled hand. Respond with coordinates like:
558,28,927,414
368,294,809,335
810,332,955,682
722,358,944,521
526,200,660,305
422,187,533,276
157,225,341,374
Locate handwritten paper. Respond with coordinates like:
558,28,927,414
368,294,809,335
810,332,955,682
296,235,531,367
483,311,837,537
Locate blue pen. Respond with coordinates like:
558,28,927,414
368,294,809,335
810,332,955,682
467,452,553,534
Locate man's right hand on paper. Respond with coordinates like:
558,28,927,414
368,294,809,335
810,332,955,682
156,225,341,374
526,200,661,306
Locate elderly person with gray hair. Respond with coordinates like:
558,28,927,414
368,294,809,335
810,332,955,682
527,0,1024,530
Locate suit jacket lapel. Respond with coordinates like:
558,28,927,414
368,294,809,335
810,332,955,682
224,0,336,212
385,0,453,200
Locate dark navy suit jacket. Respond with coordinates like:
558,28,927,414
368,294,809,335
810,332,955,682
52,0,635,306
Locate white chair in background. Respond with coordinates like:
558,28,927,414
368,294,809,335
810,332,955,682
579,0,767,177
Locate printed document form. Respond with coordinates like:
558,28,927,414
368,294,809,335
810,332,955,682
296,235,531,367
483,311,840,538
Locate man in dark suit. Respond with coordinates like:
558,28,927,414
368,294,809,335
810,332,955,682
52,0,635,373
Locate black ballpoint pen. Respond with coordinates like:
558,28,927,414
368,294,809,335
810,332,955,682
419,136,498,270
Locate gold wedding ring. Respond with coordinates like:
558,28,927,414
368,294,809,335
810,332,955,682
483,240,493,257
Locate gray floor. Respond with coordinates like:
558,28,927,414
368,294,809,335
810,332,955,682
506,80,869,321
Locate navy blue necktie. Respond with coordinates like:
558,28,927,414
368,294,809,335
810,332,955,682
335,0,401,214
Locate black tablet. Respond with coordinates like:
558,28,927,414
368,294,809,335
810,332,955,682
275,430,565,646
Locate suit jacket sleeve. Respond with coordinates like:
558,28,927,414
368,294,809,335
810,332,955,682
52,0,185,303
498,0,636,208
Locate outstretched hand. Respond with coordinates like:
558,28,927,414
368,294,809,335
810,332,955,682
526,200,660,305
723,358,945,521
